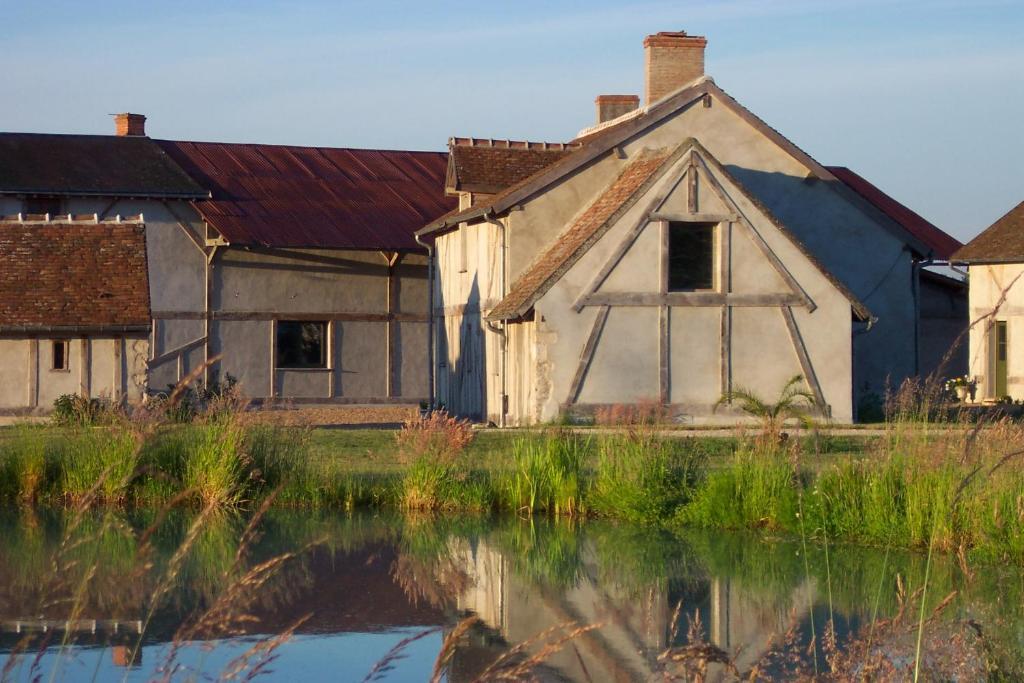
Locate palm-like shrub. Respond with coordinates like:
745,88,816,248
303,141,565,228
715,375,817,444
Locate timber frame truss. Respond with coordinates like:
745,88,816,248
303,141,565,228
565,146,829,415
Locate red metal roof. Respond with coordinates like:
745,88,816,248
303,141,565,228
826,166,962,260
156,140,454,250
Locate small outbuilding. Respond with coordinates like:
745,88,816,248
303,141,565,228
0,217,151,411
951,201,1024,400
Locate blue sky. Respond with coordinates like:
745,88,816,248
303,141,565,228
3,0,1022,241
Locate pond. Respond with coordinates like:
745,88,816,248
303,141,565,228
0,508,1021,681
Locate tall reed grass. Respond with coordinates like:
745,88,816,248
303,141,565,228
497,432,587,515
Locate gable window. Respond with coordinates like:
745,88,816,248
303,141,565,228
667,222,716,291
276,321,327,369
51,340,70,372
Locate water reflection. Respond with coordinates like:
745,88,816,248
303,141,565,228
0,508,1021,681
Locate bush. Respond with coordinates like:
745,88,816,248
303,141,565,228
397,411,474,510
52,394,109,426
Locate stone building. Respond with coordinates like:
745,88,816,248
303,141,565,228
0,116,453,413
418,31,965,425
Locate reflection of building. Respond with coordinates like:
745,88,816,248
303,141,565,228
451,538,815,682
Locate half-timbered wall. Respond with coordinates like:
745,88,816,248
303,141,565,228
518,144,854,424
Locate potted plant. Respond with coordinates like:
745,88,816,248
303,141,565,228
944,376,976,402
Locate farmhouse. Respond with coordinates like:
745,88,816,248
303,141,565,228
0,117,453,413
418,31,965,425
951,201,1024,400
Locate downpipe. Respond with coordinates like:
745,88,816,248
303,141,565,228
482,210,508,428
414,232,436,409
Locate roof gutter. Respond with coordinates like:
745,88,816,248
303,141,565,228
0,189,210,200
0,324,151,335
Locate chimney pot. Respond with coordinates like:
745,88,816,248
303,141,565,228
594,94,640,124
644,31,707,105
114,113,146,137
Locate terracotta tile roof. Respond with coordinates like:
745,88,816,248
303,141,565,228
155,140,455,250
0,133,207,199
488,147,679,320
826,166,961,260
447,138,580,194
0,220,151,331
952,201,1024,263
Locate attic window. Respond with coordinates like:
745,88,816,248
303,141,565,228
667,222,715,291
276,321,327,369
24,197,63,217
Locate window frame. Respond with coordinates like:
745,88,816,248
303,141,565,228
50,339,70,372
274,320,329,370
664,220,718,293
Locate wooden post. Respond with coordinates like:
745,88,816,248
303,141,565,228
659,305,670,405
687,152,699,213
269,319,276,399
567,306,610,405
113,336,123,403
79,337,91,397
28,339,38,408
721,220,733,397
384,252,402,398
327,320,335,399
781,306,827,413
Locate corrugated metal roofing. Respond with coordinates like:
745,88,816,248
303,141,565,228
0,133,207,199
156,140,454,250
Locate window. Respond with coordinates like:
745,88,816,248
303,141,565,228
667,222,716,291
24,197,62,217
276,321,327,369
51,340,70,371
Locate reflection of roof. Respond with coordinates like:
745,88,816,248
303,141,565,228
826,166,962,260
488,147,679,321
157,140,454,250
951,201,1024,264
0,133,207,199
0,220,151,332
447,139,579,194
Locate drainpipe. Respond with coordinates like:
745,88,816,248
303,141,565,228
414,232,435,408
205,245,218,385
913,255,938,377
482,210,507,428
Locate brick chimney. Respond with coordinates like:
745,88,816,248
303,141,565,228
595,95,640,124
114,113,146,137
644,31,707,105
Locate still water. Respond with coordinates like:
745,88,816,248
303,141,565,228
0,508,1020,681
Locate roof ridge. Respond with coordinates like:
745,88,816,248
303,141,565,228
154,138,448,155
448,137,581,150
